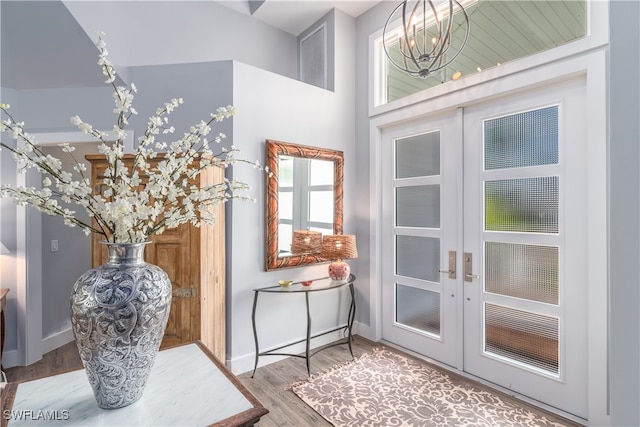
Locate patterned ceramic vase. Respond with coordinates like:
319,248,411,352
70,241,172,409
328,259,351,281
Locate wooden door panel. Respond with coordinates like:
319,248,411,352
147,228,199,348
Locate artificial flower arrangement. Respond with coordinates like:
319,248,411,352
0,32,259,243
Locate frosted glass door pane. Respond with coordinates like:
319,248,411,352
396,284,440,335
395,132,440,179
485,177,558,233
396,236,440,282
485,304,559,374
485,242,559,304
485,106,559,170
481,103,563,377
396,185,440,228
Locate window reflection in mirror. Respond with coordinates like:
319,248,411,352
278,156,334,257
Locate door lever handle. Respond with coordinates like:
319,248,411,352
465,273,480,280
439,251,456,279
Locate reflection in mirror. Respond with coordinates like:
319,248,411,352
265,140,343,270
277,156,334,257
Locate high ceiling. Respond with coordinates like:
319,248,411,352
220,0,382,36
0,0,382,91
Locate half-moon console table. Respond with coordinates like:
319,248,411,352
251,274,356,377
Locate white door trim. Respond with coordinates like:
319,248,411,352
368,50,609,425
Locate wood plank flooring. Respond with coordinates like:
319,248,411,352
4,336,579,426
4,341,83,383
236,336,378,427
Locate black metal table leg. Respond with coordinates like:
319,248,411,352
305,292,311,376
347,283,356,358
251,291,260,378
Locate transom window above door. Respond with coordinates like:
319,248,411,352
373,0,587,105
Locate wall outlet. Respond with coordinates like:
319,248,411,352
51,240,58,252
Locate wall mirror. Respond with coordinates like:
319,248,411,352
265,139,343,270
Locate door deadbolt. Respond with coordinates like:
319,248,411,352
464,252,479,282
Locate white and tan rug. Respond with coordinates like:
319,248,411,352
289,348,577,427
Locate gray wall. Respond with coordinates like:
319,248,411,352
64,1,298,80
0,89,19,354
39,144,96,339
16,87,116,132
127,61,234,148
609,1,640,425
352,1,397,332
227,8,357,372
298,9,335,91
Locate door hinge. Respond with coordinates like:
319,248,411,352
174,287,197,298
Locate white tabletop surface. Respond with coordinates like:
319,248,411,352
7,343,253,426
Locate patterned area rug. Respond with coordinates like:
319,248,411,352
289,348,576,427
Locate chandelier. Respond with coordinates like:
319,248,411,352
383,0,470,78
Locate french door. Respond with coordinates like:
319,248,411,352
381,77,588,418
381,110,462,368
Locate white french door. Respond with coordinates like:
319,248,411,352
381,77,588,418
382,112,462,366
381,110,461,368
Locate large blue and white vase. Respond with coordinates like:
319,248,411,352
70,241,172,409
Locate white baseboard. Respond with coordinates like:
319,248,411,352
353,321,375,342
42,327,74,353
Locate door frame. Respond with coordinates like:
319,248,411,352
368,51,608,424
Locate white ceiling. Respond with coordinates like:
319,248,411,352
219,0,382,36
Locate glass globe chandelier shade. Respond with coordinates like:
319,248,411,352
383,0,470,78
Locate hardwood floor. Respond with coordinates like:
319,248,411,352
4,336,579,426
4,341,83,383
236,336,378,427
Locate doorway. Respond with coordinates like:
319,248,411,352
381,77,588,418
